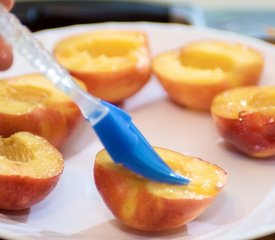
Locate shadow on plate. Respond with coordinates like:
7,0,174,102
76,219,188,239
196,192,242,225
0,208,30,223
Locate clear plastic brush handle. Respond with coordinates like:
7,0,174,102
0,4,108,125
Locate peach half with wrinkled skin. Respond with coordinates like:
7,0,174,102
211,86,275,158
0,132,64,210
153,40,264,111
94,147,227,232
0,74,82,148
54,30,152,104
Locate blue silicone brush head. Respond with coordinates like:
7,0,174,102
93,101,190,185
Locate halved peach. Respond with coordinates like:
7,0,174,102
94,147,227,232
211,86,275,158
0,132,64,210
54,30,152,104
153,40,264,111
0,73,82,148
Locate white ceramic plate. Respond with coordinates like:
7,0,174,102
0,22,275,240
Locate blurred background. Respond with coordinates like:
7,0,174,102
12,0,275,43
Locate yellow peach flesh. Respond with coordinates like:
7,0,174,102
211,86,275,119
96,147,226,200
153,50,227,84
147,149,225,199
154,42,263,86
0,75,73,114
180,41,260,69
0,132,63,178
54,31,147,72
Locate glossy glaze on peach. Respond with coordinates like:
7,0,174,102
94,147,227,232
211,86,275,157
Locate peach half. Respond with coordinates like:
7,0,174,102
94,147,227,232
0,132,64,210
153,40,264,111
211,86,275,158
54,30,152,104
0,74,82,148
